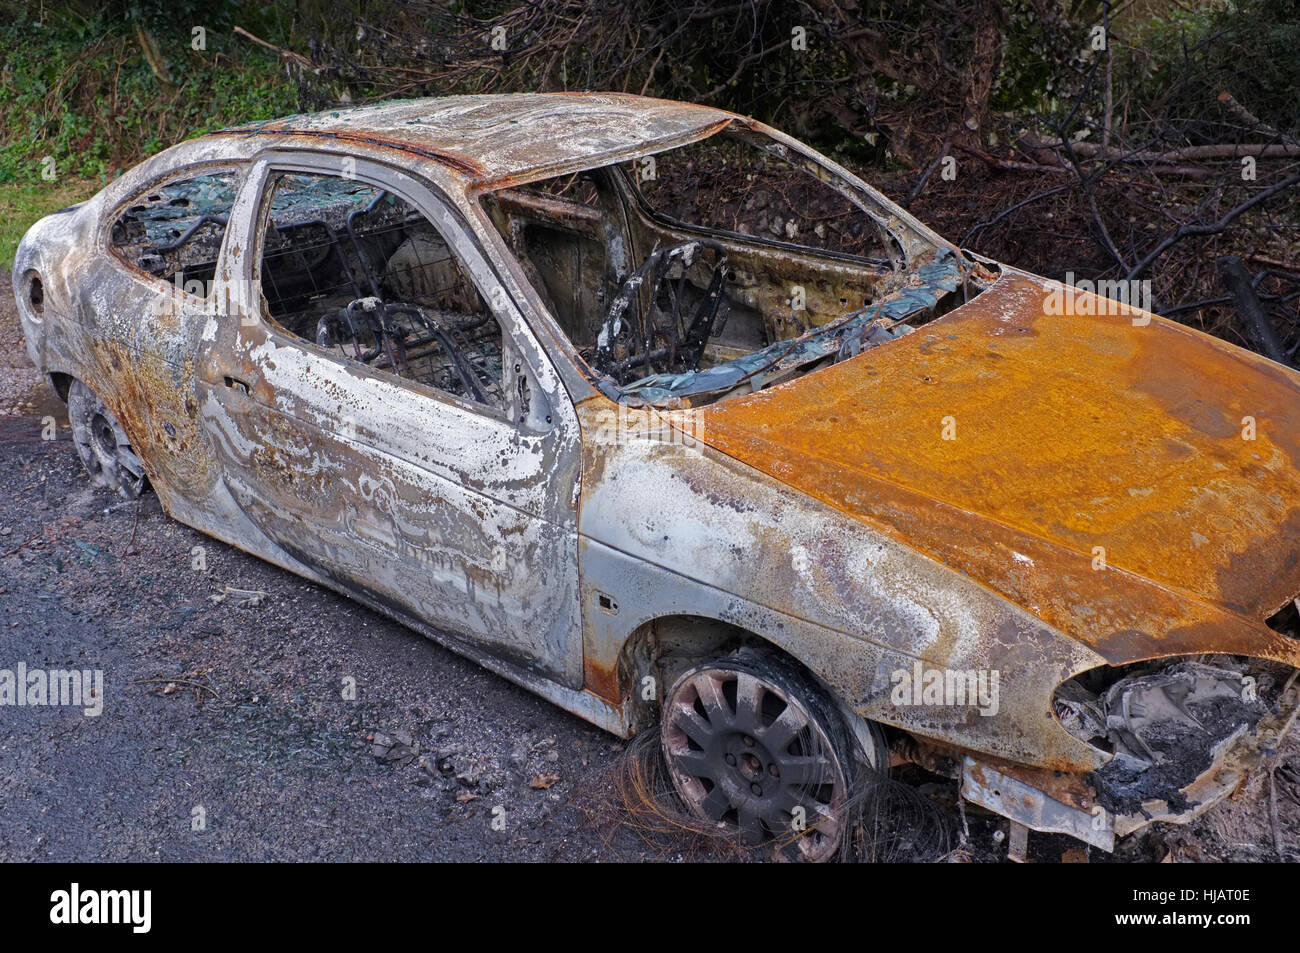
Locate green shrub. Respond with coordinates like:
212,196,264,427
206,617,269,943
0,11,298,184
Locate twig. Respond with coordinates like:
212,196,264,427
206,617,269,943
1035,140,1300,162
904,146,951,208
1126,172,1300,280
123,499,141,557
1050,108,1130,272
1161,295,1232,317
1102,1,1113,155
232,25,316,70
1217,90,1298,147
953,143,1069,175
960,182,1074,246
134,25,177,97
2,533,44,558
1269,764,1284,858
1247,254,1300,271
132,677,220,699
701,35,791,100
638,44,666,97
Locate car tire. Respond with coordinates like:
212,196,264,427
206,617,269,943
68,380,147,499
660,648,858,862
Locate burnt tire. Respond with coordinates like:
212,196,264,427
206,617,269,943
68,380,147,500
661,648,856,862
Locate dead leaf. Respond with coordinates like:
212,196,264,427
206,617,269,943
530,772,561,790
456,791,480,803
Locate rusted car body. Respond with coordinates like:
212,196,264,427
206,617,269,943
14,93,1300,860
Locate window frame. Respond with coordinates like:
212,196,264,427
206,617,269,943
103,162,246,302
240,153,544,425
468,129,920,402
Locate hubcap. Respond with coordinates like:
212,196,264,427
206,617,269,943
70,384,147,500
662,666,849,861
92,413,117,457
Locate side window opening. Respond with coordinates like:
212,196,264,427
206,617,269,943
481,171,616,350
110,170,240,288
258,172,506,410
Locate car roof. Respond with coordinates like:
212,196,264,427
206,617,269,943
216,92,736,188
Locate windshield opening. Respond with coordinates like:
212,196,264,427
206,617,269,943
480,126,993,407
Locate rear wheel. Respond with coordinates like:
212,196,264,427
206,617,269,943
661,650,855,862
68,380,147,499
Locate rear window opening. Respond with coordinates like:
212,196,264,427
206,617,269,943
480,125,992,407
109,170,240,288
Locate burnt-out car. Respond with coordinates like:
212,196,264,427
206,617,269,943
13,93,1300,861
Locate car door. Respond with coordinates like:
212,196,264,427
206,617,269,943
71,165,244,516
194,152,583,687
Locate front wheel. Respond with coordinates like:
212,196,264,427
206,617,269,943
68,380,147,499
661,650,856,862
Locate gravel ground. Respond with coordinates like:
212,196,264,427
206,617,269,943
1,271,1296,864
0,405,656,861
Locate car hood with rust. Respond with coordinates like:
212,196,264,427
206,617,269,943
691,268,1300,669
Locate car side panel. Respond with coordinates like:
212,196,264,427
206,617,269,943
191,153,586,687
575,399,1110,772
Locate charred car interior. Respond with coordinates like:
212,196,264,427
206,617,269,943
257,173,506,409
114,169,508,409
109,170,240,288
480,126,986,406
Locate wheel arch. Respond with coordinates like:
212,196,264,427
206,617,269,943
48,371,73,403
607,611,889,768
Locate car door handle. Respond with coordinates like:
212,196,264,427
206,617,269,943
222,375,250,396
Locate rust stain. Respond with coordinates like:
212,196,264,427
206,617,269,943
695,270,1300,668
212,126,486,178
583,654,621,703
